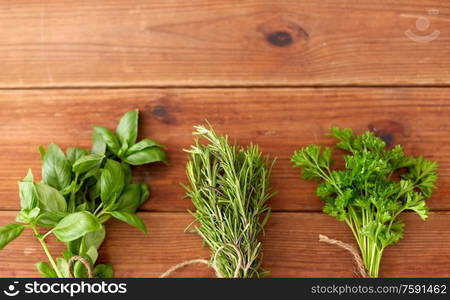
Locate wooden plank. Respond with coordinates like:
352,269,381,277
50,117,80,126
0,88,449,211
0,1,449,87
0,211,449,277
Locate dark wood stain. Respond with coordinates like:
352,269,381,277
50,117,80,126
266,31,293,47
258,16,309,49
368,120,406,147
151,97,178,125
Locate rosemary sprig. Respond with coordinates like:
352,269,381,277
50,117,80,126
184,124,275,278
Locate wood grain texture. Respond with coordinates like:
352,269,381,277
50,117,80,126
0,0,449,87
0,88,448,212
0,211,449,277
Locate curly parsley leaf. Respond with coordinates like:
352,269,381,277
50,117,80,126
292,127,438,277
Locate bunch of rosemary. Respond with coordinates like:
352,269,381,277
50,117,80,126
184,125,274,278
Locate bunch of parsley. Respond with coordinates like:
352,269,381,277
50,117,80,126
0,110,166,278
292,127,437,277
184,125,274,277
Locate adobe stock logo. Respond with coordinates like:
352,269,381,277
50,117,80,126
3,281,20,297
405,9,440,43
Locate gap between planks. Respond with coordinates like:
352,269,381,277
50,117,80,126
2,85,450,90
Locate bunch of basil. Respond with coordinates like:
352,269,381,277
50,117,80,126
0,110,166,278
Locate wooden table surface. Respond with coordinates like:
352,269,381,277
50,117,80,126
0,1,449,277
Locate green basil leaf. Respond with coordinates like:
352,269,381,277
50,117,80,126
86,246,98,264
117,139,129,159
68,238,82,255
66,147,89,165
88,180,101,202
0,224,25,250
42,144,72,190
53,212,102,242
93,264,114,278
35,262,58,278
100,160,125,205
93,126,120,155
18,169,37,210
28,207,41,219
60,179,77,196
36,211,66,227
116,184,141,213
139,183,150,205
35,182,67,213
92,131,107,155
57,258,71,278
62,249,74,261
116,109,138,146
122,163,132,184
75,202,89,212
72,154,104,174
84,227,105,250
15,211,28,224
100,169,114,205
110,211,147,234
74,260,88,278
38,145,46,160
126,138,163,155
98,215,110,224
124,147,167,166
83,168,101,185
17,207,41,224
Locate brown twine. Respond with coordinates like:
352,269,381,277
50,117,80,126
160,243,243,278
68,256,94,278
159,259,221,278
213,244,243,278
319,234,369,278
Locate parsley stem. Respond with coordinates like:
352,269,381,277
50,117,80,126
292,127,437,278
30,224,63,278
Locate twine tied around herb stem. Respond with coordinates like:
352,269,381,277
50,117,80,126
160,243,243,278
162,237,369,278
319,234,369,278
66,238,366,278
68,256,94,278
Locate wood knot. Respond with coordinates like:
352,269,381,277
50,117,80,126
152,105,168,118
148,95,182,125
266,31,293,47
368,120,406,147
152,105,174,125
258,17,308,48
